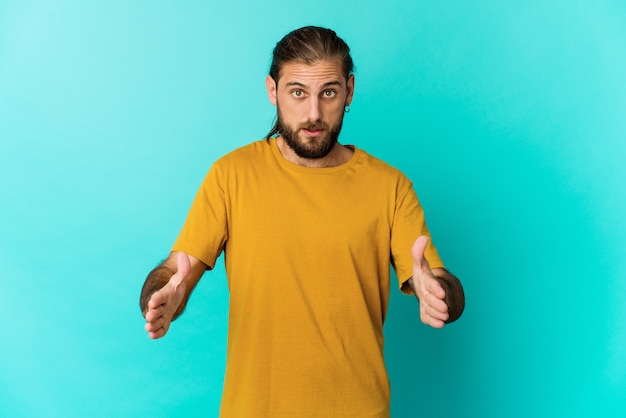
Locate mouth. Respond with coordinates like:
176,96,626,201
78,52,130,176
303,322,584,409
301,128,324,137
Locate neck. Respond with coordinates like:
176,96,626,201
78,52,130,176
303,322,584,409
276,136,353,168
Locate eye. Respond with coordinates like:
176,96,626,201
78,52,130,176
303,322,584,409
322,90,337,98
291,89,304,98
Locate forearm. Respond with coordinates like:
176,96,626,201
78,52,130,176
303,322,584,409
408,269,465,324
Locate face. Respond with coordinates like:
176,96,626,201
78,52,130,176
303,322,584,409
266,59,354,159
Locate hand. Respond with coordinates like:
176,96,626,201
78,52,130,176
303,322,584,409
144,252,190,339
411,236,449,328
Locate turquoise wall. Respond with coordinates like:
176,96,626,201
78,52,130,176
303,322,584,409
1,1,625,417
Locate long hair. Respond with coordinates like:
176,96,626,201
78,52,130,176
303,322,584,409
265,26,354,139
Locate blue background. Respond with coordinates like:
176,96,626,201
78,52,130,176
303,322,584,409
1,1,625,417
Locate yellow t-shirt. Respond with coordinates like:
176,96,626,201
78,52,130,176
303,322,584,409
173,138,444,417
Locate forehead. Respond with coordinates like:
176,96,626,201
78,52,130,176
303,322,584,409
277,59,346,87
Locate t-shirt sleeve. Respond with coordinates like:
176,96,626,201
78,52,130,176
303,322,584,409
171,163,228,269
390,176,444,294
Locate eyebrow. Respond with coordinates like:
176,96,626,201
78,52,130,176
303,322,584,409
285,81,342,89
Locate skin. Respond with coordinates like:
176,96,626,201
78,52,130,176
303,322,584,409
142,58,462,339
143,252,207,339
410,236,454,328
265,59,355,167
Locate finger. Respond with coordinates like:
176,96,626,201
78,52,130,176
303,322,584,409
411,235,430,269
420,305,446,328
421,293,448,319
148,328,166,340
144,316,165,332
424,293,448,315
415,276,445,305
149,319,172,339
147,290,166,310
144,306,163,323
425,300,449,321
428,318,446,329
426,279,446,300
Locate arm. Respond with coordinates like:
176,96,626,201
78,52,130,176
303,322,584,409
406,236,465,328
140,251,208,339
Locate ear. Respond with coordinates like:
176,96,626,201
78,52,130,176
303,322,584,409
345,74,355,106
266,75,277,106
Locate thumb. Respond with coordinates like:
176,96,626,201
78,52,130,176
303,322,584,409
172,252,191,291
411,235,430,269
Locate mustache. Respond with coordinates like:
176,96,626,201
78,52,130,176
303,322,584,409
300,122,327,130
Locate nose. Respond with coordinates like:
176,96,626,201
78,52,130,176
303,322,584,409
307,96,321,122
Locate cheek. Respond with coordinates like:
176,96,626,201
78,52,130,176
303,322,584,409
325,103,345,120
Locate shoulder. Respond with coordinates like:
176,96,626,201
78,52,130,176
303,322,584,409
199,140,272,186
215,139,272,167
353,147,411,184
350,147,418,201
205,140,275,178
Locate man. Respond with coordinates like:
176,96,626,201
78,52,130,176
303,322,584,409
140,26,464,417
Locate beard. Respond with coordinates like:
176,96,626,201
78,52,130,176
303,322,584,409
277,105,345,159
